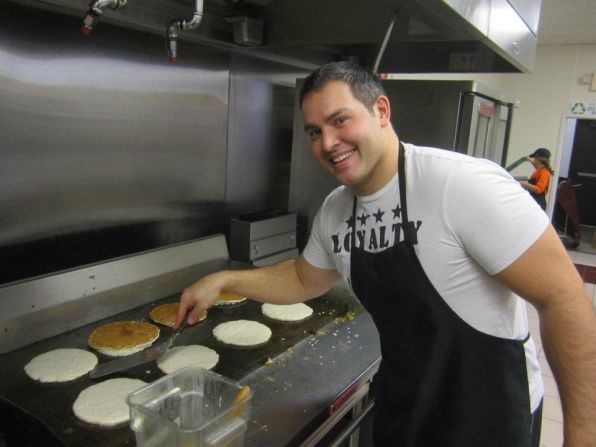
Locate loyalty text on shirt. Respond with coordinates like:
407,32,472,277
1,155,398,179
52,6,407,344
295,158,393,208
330,202,422,253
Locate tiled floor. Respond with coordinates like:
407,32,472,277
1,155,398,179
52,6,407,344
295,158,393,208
527,246,596,447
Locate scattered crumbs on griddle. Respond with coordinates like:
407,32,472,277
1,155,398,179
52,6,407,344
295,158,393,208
334,310,357,323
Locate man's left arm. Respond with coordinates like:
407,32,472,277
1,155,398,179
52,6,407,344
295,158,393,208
495,225,596,446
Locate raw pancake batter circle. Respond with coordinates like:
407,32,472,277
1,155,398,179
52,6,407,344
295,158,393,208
88,321,160,357
212,320,272,347
24,348,98,383
262,303,313,322
73,378,147,427
157,345,219,374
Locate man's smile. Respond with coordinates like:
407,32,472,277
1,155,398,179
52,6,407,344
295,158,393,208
332,150,355,164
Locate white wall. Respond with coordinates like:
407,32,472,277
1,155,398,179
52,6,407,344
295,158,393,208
501,44,596,209
502,45,596,174
388,44,596,214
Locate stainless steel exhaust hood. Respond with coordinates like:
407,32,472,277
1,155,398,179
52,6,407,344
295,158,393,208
13,0,540,72
250,0,540,73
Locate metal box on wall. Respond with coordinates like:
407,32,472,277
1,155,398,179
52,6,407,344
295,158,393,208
230,212,298,266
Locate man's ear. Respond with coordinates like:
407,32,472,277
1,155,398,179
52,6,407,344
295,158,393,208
374,95,391,127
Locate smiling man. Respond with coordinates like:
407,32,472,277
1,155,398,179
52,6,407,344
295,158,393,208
177,61,596,446
302,79,396,196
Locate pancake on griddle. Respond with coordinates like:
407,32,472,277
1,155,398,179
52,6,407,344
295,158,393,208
24,348,98,383
149,303,207,327
262,302,313,322
73,378,147,427
157,345,219,374
214,292,248,306
213,320,271,347
88,321,159,357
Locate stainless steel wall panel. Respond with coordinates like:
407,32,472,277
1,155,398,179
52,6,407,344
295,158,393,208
225,52,309,218
0,1,230,283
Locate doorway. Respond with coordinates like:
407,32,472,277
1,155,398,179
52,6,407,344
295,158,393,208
569,119,596,226
554,117,596,253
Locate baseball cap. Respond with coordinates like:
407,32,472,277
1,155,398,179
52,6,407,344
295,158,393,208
529,148,551,159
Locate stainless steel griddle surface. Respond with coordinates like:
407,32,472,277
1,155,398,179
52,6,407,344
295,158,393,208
0,291,351,446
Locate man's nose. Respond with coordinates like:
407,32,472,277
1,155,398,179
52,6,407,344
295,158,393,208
321,129,339,152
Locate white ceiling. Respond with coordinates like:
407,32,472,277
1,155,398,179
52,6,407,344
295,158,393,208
537,0,596,45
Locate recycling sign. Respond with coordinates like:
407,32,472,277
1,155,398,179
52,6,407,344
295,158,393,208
570,102,596,115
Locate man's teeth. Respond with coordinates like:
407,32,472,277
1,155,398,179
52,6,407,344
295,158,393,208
333,151,353,164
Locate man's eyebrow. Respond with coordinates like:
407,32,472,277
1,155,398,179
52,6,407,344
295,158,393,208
303,107,352,132
325,108,351,121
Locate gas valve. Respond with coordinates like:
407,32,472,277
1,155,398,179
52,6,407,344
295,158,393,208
165,0,204,63
81,0,127,36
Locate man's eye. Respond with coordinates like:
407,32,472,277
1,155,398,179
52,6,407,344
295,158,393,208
335,116,348,125
308,129,321,140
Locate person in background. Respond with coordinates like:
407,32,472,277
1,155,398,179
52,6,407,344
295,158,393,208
176,62,596,446
519,147,553,210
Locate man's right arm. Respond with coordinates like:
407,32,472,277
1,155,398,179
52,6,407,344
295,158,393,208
175,256,340,327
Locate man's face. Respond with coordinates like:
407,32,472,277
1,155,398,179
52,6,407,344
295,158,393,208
301,81,391,195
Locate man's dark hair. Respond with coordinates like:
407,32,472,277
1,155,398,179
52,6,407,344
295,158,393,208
299,61,386,112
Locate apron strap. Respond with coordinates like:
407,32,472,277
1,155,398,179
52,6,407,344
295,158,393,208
351,141,417,247
398,142,418,245
351,195,357,249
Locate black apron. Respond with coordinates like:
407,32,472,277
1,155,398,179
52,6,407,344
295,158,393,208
350,143,533,446
528,178,547,210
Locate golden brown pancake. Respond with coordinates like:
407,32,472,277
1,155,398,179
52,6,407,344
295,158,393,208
149,303,206,327
88,321,160,357
215,292,248,306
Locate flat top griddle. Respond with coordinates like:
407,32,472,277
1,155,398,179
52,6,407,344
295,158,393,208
0,292,350,447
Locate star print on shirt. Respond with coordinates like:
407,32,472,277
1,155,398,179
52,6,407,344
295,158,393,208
357,212,370,226
392,203,402,219
345,215,355,229
373,208,384,223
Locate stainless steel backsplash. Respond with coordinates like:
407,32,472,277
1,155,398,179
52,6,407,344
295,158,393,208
0,1,306,284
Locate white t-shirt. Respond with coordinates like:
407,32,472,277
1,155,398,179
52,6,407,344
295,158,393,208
303,143,548,411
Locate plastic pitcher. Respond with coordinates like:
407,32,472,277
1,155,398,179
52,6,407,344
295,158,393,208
127,367,252,447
